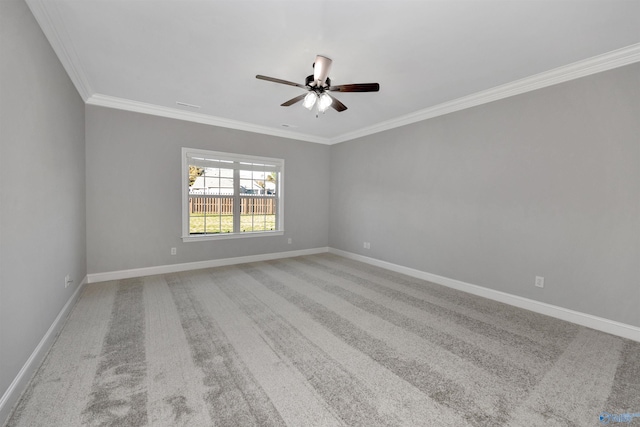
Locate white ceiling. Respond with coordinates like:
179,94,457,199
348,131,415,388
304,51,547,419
27,0,640,144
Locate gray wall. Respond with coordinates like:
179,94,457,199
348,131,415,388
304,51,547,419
85,106,330,274
329,63,640,327
0,0,86,400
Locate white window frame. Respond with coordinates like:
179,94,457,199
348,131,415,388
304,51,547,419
182,147,284,242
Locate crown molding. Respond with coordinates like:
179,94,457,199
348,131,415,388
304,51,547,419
329,43,640,144
86,94,331,144
87,37,639,145
25,0,639,147
26,0,93,101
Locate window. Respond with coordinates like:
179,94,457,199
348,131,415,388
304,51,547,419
182,148,284,241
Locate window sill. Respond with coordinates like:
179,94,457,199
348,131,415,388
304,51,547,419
182,230,284,242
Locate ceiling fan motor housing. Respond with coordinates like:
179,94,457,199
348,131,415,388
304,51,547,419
305,74,331,91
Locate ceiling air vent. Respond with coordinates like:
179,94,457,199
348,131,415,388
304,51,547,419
176,101,201,109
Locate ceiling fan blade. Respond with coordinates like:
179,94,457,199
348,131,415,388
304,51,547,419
256,75,306,89
280,93,307,107
330,95,348,112
329,83,380,92
313,55,332,85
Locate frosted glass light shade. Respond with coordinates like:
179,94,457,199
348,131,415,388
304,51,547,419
318,93,332,113
303,92,317,110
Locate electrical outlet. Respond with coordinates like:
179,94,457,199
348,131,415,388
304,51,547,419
65,274,73,288
363,242,371,249
535,276,544,288
171,247,177,255
288,238,292,244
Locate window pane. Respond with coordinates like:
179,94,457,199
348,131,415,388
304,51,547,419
266,171,277,196
189,165,206,193
240,197,276,232
240,178,254,194
194,167,234,195
189,197,234,234
239,169,277,196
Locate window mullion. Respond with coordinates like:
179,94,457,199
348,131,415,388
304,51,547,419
275,171,280,230
233,167,240,233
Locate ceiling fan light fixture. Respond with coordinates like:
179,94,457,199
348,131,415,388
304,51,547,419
318,93,332,113
303,92,317,110
256,54,379,114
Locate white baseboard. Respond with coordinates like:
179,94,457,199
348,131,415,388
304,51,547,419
87,247,330,283
0,275,88,424
329,248,640,342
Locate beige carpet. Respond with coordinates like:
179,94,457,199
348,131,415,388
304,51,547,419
5,254,639,426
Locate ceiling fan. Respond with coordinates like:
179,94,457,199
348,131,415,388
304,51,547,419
256,55,380,114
